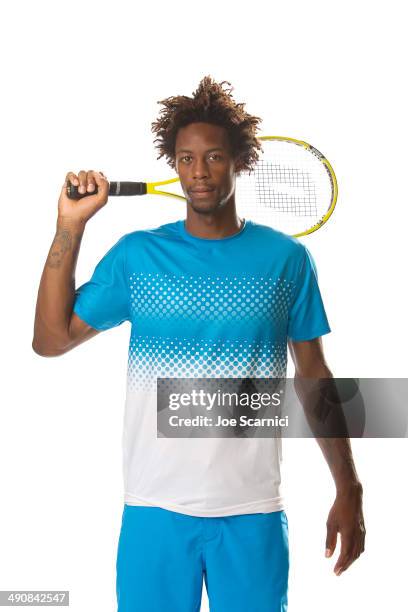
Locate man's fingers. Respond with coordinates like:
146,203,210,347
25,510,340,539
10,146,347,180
335,554,353,575
65,170,108,197
91,170,108,189
77,170,88,194
333,531,354,575
325,523,337,557
65,172,78,186
86,170,95,192
336,539,361,574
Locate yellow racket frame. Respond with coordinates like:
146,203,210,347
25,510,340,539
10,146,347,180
145,136,338,238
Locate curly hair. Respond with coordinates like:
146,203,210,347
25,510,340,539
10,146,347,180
151,75,263,174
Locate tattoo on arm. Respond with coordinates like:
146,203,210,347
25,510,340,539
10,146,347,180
46,229,73,268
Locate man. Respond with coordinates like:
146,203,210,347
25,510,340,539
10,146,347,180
32,76,365,611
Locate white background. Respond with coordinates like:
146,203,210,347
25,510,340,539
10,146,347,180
1,0,407,610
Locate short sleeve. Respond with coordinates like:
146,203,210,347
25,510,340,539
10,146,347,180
287,245,331,342
73,234,130,331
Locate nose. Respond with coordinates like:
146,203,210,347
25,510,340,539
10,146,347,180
192,157,209,179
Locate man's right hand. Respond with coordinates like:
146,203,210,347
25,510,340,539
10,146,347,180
58,170,110,225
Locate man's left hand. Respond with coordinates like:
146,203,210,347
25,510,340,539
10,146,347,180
325,482,366,576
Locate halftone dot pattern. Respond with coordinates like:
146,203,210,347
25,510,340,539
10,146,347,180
129,272,295,326
127,335,287,392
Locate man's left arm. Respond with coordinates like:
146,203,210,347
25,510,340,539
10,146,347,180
288,337,366,576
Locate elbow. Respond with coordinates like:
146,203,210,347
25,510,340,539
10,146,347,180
32,316,72,357
31,338,67,357
295,365,333,379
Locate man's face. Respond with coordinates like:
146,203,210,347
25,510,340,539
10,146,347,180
174,122,237,214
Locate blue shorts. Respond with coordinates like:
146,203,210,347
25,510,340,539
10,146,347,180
116,504,289,611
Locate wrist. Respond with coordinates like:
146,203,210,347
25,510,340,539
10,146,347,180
336,480,363,497
56,216,87,232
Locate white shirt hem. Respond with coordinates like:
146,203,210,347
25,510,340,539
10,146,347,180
124,492,284,517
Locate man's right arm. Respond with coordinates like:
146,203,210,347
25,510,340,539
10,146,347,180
32,170,110,357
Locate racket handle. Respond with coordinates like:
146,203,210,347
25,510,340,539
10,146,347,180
66,180,147,199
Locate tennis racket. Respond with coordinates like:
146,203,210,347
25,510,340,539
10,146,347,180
66,136,338,238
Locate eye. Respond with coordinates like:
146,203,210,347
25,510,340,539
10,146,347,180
180,155,192,163
208,153,222,161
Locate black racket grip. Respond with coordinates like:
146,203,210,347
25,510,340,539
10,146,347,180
66,180,147,199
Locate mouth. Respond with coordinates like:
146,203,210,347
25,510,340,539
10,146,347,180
189,186,215,197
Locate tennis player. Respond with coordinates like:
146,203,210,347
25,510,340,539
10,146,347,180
32,76,365,611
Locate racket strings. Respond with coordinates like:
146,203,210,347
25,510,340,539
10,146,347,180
235,140,334,235
254,162,317,216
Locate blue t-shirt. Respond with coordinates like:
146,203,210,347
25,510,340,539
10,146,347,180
73,219,331,516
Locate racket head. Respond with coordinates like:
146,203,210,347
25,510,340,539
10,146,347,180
235,136,338,238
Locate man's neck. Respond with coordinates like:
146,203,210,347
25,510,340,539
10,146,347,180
184,206,244,240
